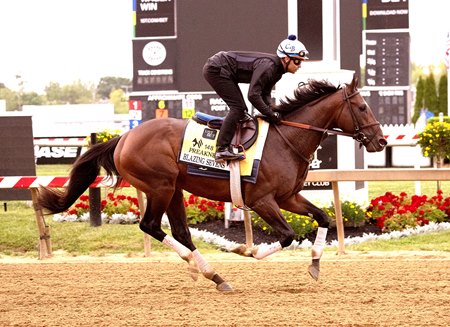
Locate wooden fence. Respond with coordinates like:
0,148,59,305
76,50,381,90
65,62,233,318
2,168,450,258
0,176,142,259
305,168,450,253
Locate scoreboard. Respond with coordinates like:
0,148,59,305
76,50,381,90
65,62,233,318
361,88,410,125
362,0,410,125
364,31,410,87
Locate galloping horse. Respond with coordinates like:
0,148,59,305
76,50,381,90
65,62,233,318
37,75,386,292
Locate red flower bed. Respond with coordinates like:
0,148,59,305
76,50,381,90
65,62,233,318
183,194,225,224
367,190,450,232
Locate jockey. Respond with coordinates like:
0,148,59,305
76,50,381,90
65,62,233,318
203,35,309,163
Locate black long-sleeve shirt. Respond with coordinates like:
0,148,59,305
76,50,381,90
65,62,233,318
205,51,285,115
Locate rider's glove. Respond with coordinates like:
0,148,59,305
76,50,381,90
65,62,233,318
266,111,282,124
258,105,282,124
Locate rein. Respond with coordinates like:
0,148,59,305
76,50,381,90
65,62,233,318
273,124,311,163
279,120,353,138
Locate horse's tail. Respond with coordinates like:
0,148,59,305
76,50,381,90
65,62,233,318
37,136,122,214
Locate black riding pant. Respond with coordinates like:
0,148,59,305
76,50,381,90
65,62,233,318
203,64,247,147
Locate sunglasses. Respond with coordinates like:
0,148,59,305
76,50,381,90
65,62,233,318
290,57,303,66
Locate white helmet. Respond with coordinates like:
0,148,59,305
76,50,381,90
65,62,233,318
277,35,309,59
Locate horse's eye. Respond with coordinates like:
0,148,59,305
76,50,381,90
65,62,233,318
359,104,367,112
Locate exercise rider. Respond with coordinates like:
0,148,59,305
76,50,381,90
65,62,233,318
202,34,309,163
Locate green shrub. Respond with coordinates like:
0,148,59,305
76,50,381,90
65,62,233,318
417,121,450,162
86,128,122,145
251,210,318,240
326,200,367,227
427,116,450,124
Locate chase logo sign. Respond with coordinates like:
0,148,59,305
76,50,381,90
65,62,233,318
34,145,87,164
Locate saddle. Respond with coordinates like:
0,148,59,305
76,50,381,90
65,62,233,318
192,112,258,150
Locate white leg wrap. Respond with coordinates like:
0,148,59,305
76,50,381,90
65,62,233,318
312,227,328,259
192,249,214,274
162,235,192,259
252,241,282,260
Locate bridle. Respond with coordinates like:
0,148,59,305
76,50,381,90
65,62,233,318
273,86,381,163
279,86,380,146
341,86,381,145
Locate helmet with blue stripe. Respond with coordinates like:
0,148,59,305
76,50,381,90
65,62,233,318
277,35,309,59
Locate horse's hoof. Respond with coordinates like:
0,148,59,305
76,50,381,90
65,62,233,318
216,282,234,293
231,244,253,257
308,259,320,281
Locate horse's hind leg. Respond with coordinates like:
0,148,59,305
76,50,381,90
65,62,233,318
141,187,232,292
138,193,193,262
165,188,233,292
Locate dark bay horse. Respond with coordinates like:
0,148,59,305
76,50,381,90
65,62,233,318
37,75,386,292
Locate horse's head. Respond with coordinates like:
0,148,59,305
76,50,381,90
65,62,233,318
336,75,387,152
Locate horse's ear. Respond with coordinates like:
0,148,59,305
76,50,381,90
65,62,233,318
350,74,359,90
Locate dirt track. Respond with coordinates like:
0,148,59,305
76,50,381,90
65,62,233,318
1,251,450,327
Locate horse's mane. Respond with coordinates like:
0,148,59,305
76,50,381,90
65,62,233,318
275,79,341,113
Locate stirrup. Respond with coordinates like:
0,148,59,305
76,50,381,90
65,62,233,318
215,147,245,163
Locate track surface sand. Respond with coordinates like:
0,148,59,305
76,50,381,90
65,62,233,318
1,251,449,326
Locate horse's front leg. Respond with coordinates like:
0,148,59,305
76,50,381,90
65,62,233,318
279,193,329,281
232,197,295,259
308,227,328,281
231,242,283,258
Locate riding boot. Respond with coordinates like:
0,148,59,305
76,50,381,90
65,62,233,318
214,117,239,162
215,113,246,162
215,145,245,162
